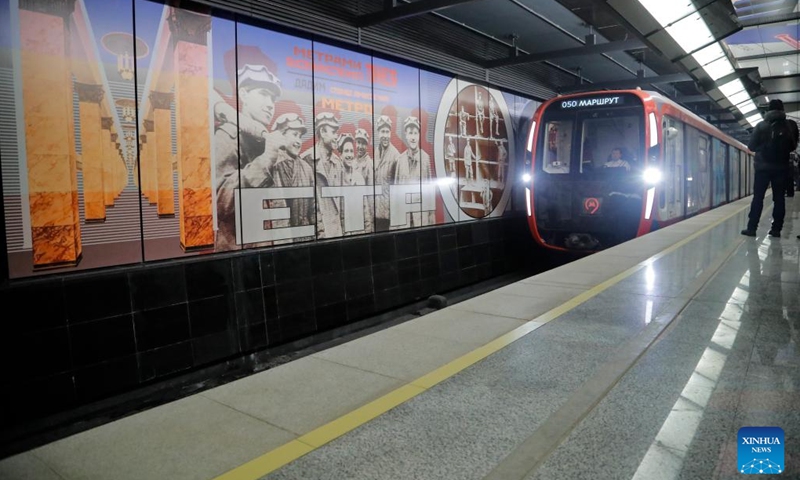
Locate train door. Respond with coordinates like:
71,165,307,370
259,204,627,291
712,138,726,207
729,145,740,200
685,125,710,216
658,116,684,221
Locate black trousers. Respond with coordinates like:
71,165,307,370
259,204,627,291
747,168,787,232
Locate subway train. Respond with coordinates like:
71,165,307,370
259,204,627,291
523,89,754,252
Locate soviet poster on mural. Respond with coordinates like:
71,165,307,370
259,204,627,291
0,0,537,278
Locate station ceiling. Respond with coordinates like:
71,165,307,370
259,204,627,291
362,0,799,142
199,0,798,143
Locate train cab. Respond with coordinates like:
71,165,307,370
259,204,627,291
525,89,752,253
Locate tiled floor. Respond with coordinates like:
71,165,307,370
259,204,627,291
2,194,798,480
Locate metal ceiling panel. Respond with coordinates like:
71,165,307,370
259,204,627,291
441,1,586,53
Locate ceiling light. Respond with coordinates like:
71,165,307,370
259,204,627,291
718,79,746,97
692,43,725,66
665,12,715,54
726,90,751,106
738,100,758,115
703,57,735,80
638,0,697,27
745,113,762,128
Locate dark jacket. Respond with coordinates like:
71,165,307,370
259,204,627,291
748,110,799,171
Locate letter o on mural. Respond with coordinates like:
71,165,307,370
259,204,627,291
433,79,514,220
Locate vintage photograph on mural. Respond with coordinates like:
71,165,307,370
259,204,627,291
372,57,436,232
310,42,374,239
434,79,521,222
226,22,317,248
0,0,535,278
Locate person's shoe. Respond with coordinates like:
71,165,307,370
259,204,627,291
741,229,757,237
769,229,781,237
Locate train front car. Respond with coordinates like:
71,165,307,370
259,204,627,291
526,90,657,252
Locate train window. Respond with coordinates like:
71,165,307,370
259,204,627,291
579,115,640,174
729,145,740,200
712,138,727,207
659,116,683,221
685,126,711,215
543,120,572,174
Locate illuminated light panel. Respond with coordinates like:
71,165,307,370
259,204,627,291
638,0,697,27
718,79,746,97
703,56,735,80
737,99,757,115
692,42,725,67
665,12,715,54
726,90,751,106
645,187,656,220
525,188,532,216
648,113,658,147
527,122,535,152
746,114,762,128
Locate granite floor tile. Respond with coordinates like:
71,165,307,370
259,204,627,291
394,309,529,347
662,301,761,348
32,395,296,480
201,356,403,435
494,282,588,302
0,453,64,480
267,332,616,480
450,292,565,321
312,328,481,381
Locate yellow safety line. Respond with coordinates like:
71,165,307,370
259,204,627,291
213,200,751,480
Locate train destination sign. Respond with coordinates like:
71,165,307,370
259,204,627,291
557,95,626,110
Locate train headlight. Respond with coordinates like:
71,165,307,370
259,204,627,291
522,173,532,183
643,167,662,185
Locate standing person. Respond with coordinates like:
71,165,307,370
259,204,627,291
394,116,434,227
459,106,469,137
482,180,493,215
496,140,507,184
741,99,799,237
339,134,364,186
463,139,474,182
305,111,343,238
354,128,374,186
489,95,500,137
268,113,315,242
375,115,400,230
214,47,283,250
475,91,485,136
446,135,457,177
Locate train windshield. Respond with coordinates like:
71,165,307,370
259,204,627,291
579,110,642,176
543,120,574,174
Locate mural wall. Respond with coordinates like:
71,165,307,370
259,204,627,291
0,0,539,279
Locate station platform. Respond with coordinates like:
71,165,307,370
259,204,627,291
1,193,798,480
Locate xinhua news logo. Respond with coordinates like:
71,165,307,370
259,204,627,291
738,427,784,475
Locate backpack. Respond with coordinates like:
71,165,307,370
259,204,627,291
762,119,795,165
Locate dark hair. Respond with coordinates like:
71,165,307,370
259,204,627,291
768,99,784,111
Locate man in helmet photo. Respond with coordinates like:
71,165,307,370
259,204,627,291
214,46,285,250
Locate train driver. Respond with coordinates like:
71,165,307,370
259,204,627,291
603,147,631,171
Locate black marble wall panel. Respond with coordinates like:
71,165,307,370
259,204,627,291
0,215,535,428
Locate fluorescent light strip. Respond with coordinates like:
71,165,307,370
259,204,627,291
666,12,715,54
726,90,751,106
638,0,697,27
692,43,725,67
745,113,762,127
718,79,746,97
737,99,757,115
703,57,735,80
